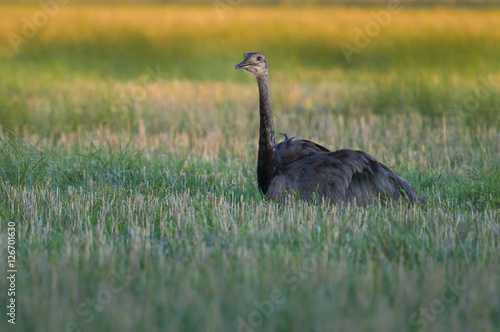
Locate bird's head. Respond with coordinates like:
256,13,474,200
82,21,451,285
235,52,268,78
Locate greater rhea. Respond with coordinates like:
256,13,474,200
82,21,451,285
235,52,426,205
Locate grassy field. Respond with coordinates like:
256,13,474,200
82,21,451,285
0,5,499,332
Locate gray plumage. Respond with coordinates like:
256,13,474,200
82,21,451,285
235,52,426,205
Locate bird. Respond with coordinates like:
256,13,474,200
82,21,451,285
235,52,426,206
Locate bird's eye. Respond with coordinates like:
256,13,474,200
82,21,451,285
256,56,262,61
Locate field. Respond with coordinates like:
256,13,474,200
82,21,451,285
0,5,499,332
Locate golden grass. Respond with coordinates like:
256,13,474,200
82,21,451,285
1,5,500,58
0,5,499,332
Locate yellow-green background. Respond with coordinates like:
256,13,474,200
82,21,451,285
0,4,499,332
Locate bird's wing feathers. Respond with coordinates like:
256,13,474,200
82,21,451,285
322,149,402,204
275,138,419,204
275,136,330,171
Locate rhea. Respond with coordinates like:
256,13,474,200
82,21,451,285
235,52,425,205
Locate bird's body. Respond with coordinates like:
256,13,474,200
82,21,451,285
271,136,421,204
235,52,425,205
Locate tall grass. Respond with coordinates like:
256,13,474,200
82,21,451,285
0,5,499,332
1,6,500,129
0,112,498,331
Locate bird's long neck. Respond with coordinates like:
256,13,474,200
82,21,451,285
256,73,277,195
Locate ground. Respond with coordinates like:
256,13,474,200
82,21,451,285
0,5,499,332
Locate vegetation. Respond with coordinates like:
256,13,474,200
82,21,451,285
0,5,499,332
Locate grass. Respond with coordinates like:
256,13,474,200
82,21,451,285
0,5,499,332
1,6,500,130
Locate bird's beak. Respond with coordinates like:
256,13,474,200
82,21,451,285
235,59,252,69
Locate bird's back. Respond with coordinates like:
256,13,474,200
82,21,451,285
270,136,423,205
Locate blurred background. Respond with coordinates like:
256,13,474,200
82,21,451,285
1,0,499,136
1,3,499,332
3,0,500,4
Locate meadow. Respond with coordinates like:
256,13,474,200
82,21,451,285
0,5,499,332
